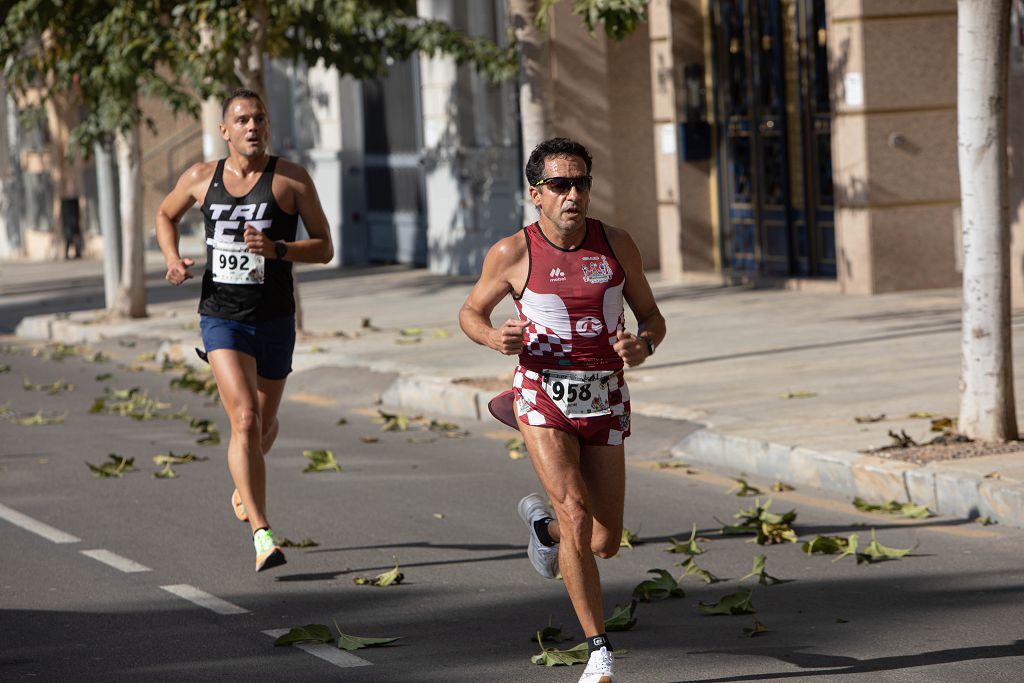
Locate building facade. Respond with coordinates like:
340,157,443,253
4,0,1023,304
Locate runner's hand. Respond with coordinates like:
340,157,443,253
244,225,273,256
494,318,529,355
165,258,194,285
614,329,648,367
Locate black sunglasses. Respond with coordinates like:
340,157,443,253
534,175,593,194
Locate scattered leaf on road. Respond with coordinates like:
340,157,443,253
153,462,178,479
95,373,113,381
303,449,341,473
506,437,527,460
273,624,332,646
353,556,404,587
87,453,135,478
531,636,591,667
632,569,685,601
771,481,795,492
976,516,994,525
11,411,67,426
23,378,74,394
665,523,706,555
433,513,445,520
651,461,689,469
534,617,572,643
604,601,637,631
802,533,859,563
376,410,410,432
620,528,642,549
280,537,320,548
854,414,886,423
153,451,206,465
699,589,756,616
852,497,933,519
740,554,786,585
742,617,769,637
336,417,348,426
728,477,761,497
360,436,380,444
779,390,817,399
678,556,720,584
0,364,10,374
857,528,913,564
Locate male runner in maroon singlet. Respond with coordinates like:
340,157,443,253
156,88,333,572
460,138,665,683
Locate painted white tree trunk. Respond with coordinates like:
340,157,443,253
508,0,553,219
957,0,1016,440
113,122,147,319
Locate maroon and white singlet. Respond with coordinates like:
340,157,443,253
511,218,632,445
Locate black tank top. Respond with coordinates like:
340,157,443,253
198,156,299,322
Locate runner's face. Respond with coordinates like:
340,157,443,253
529,154,590,236
221,98,269,158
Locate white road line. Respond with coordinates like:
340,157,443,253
80,549,151,573
160,584,249,615
263,630,373,668
0,502,80,544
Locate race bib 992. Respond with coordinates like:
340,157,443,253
212,241,264,285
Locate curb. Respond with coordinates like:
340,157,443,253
670,428,1024,529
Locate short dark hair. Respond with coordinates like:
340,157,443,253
525,137,593,186
221,88,265,119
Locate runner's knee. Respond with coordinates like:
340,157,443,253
554,496,591,534
231,407,262,438
592,534,621,559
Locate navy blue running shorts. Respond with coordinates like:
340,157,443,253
199,315,296,380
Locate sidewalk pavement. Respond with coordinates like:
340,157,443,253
10,255,1024,528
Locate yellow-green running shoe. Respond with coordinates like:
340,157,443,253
254,528,286,572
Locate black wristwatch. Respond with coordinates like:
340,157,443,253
274,241,288,260
641,336,655,356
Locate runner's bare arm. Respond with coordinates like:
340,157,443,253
156,162,213,285
248,160,333,263
607,226,666,366
459,235,529,355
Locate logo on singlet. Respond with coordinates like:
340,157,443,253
549,267,566,282
206,202,271,243
581,255,612,284
576,316,603,337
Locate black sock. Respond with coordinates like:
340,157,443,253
533,517,556,546
253,526,270,536
588,634,612,653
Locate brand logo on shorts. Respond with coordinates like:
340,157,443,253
549,267,566,282
576,316,603,337
618,414,631,431
581,255,613,284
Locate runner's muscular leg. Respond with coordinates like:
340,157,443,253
519,422,606,637
580,443,625,558
257,376,287,454
208,349,269,532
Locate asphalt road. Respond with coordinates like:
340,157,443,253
2,337,1024,682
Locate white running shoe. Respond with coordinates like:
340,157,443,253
579,646,615,683
517,493,559,579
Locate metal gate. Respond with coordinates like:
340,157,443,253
362,57,427,266
711,0,835,277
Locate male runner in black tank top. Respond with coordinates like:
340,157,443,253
155,88,333,572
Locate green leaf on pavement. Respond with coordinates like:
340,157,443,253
336,417,348,426
534,616,572,643
89,352,111,363
728,477,761,497
353,556,403,587
428,419,465,435
856,528,913,564
95,372,113,381
135,352,156,362
11,411,67,426
854,414,885,423
280,537,320,548
665,523,706,555
852,496,933,519
336,631,401,651
531,636,591,667
303,449,342,473
620,527,641,549
376,410,410,432
23,378,75,394
771,481,795,492
720,499,798,545
976,516,995,526
0,364,10,373
742,617,769,637
604,601,637,631
802,533,859,563
698,589,756,616
153,451,205,465
651,461,689,469
153,462,178,479
33,342,79,361
86,453,135,478
400,327,422,337
273,624,333,646
739,554,785,585
678,556,720,584
170,369,218,396
632,568,685,601
506,437,527,460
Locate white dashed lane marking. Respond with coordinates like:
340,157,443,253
80,549,151,573
0,502,81,544
160,584,250,615
263,630,373,668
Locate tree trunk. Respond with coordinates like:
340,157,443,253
112,122,147,319
957,0,1016,440
94,135,121,310
233,1,269,105
508,0,553,219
